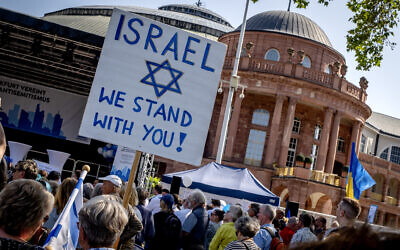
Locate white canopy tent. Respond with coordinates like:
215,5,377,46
162,162,280,207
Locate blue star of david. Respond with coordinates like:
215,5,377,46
140,60,183,98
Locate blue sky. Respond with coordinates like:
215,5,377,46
1,0,399,119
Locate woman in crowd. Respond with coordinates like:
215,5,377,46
43,177,77,230
0,179,53,249
149,194,181,250
225,216,260,250
209,205,244,250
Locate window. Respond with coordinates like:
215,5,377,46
337,137,345,153
324,65,331,74
380,148,389,160
292,117,301,134
310,144,319,170
244,129,266,166
251,109,270,127
302,55,311,68
360,135,366,153
314,125,321,140
264,49,280,61
286,138,297,167
390,146,400,165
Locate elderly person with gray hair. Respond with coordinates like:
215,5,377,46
182,189,209,249
78,196,128,250
0,179,54,249
254,204,277,250
225,216,261,250
93,194,143,250
209,204,244,250
280,216,298,246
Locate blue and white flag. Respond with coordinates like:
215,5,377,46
44,170,87,249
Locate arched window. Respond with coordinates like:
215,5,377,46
390,146,400,164
244,129,266,166
251,109,270,127
302,55,311,68
380,147,389,160
264,49,280,61
324,65,331,74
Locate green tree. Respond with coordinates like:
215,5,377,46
252,0,400,71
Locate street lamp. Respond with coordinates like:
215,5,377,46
216,0,250,164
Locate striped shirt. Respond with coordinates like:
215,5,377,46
224,239,260,250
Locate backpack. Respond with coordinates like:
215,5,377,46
261,227,285,250
163,213,182,241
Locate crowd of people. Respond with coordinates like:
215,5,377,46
0,123,400,250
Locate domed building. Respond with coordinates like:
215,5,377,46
42,4,233,40
0,4,398,227
158,10,399,228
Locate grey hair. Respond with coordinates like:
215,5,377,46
79,197,128,248
288,216,298,225
91,183,103,198
235,216,260,238
189,189,206,205
261,204,276,221
230,205,244,222
83,183,94,200
0,179,54,236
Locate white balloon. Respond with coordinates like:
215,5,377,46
105,150,114,158
182,176,192,187
97,147,103,154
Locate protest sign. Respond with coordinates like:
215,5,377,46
79,9,226,165
111,146,136,182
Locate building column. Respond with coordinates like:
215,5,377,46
325,111,342,173
264,94,286,166
395,215,399,229
225,95,244,159
315,108,334,171
278,97,297,167
379,211,386,226
347,121,361,165
212,88,229,157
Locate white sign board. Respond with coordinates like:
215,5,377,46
79,9,226,166
367,204,378,224
111,146,136,182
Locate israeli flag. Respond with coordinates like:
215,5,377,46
44,170,87,249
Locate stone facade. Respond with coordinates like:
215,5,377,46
155,13,400,229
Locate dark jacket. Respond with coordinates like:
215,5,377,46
135,204,155,248
149,210,182,250
183,205,209,250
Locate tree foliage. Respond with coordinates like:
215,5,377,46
251,0,400,71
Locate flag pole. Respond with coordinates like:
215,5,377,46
44,165,90,250
216,0,250,164
113,150,142,249
345,142,355,198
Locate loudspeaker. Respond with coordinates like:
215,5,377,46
170,176,182,194
285,201,299,218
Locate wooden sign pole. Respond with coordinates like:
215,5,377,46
113,150,142,249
